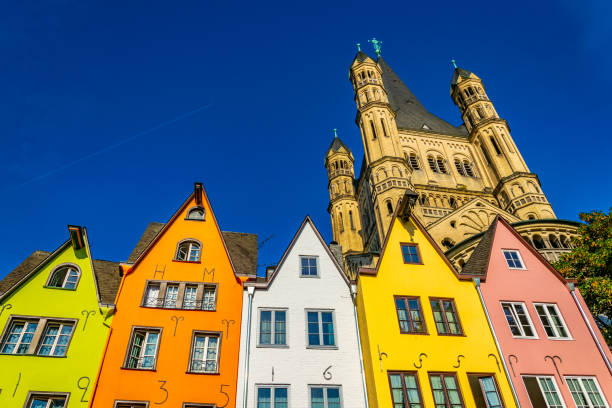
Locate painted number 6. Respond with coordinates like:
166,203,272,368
323,366,333,380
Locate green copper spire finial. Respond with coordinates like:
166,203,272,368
333,128,338,138
368,37,383,56
451,58,457,69
356,43,361,52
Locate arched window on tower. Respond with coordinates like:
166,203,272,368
370,121,377,139
349,211,355,230
532,235,546,249
339,212,344,232
441,238,455,249
419,195,429,206
560,235,571,249
490,136,502,155
436,157,448,174
428,156,437,173
386,201,393,215
454,159,466,176
380,119,388,137
476,106,486,119
549,235,561,249
408,153,420,170
449,197,458,209
463,160,474,177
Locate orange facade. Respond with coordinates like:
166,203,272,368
90,185,249,408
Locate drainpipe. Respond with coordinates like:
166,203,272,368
473,278,521,408
568,283,612,375
242,286,255,408
351,283,370,408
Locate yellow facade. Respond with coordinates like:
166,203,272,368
355,201,517,408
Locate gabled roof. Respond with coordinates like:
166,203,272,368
246,216,349,289
0,233,121,305
0,250,51,297
351,51,375,65
459,217,498,277
126,217,258,277
378,57,468,137
461,216,571,284
358,191,476,280
451,67,477,88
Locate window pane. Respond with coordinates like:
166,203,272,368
327,388,341,408
48,268,68,287
145,284,160,307
274,387,288,408
308,312,320,346
257,387,271,408
274,311,286,345
311,388,324,408
260,311,272,344
322,312,335,346
546,305,568,338
567,378,589,408
502,304,522,336
430,301,447,334
395,299,410,332
480,377,502,408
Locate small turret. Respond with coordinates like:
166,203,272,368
325,129,364,256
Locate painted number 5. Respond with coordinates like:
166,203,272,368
219,384,230,408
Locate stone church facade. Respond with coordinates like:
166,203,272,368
325,48,579,274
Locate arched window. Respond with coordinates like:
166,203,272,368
339,212,344,232
463,160,474,177
386,201,393,215
436,157,448,174
532,235,546,249
477,107,486,119
428,156,437,173
344,181,350,193
187,207,205,221
47,265,80,289
560,235,570,249
490,136,502,155
549,235,561,249
500,191,510,206
176,240,202,262
454,159,466,176
527,214,536,220
380,119,388,137
441,238,455,249
406,153,420,170
349,211,355,230
419,195,429,206
449,197,458,209
370,121,377,139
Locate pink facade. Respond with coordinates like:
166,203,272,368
470,218,612,408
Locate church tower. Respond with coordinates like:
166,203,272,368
325,131,364,256
450,64,556,220
349,50,413,241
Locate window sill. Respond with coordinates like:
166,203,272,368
511,336,539,340
436,333,466,337
306,345,338,350
256,344,289,349
186,371,220,375
141,305,216,312
172,260,201,264
43,286,77,291
121,366,157,372
184,218,205,222
399,331,429,336
0,353,67,358
546,337,573,341
299,275,320,279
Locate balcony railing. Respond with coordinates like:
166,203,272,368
143,298,216,311
463,94,489,106
356,78,380,87
328,169,353,179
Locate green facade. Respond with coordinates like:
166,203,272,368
0,230,117,408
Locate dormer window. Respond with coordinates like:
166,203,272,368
176,240,202,262
47,265,80,290
502,250,525,269
186,207,205,221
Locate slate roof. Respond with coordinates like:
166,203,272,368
460,216,499,277
451,67,475,88
0,249,121,305
378,57,468,137
127,222,258,277
0,250,51,297
92,260,122,304
326,137,352,155
352,51,371,64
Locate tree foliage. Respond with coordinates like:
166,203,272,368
553,208,612,343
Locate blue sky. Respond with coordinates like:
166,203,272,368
1,0,611,278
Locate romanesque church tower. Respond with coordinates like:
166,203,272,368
325,43,578,271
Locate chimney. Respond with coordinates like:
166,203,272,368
266,266,276,280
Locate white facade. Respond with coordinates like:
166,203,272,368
236,217,368,408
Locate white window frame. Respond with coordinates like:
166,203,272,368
189,332,221,374
255,385,290,408
144,282,161,307
534,303,572,340
26,392,69,408
175,240,202,262
37,321,74,356
46,264,81,290
529,375,566,408
300,256,319,278
502,249,526,270
183,285,198,310
114,401,149,408
201,285,217,311
500,301,538,339
125,327,161,370
163,284,179,308
257,308,288,347
565,376,609,408
308,385,342,408
186,206,205,221
305,309,337,348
